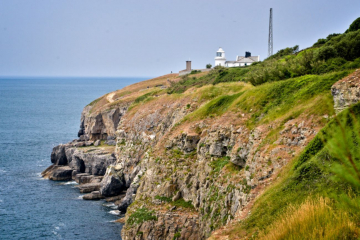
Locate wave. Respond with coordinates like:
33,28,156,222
77,195,85,200
60,181,78,185
103,202,118,209
109,210,120,215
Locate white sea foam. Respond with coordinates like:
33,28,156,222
0,168,7,173
109,210,120,215
35,172,44,179
77,195,85,200
103,202,117,208
60,181,78,185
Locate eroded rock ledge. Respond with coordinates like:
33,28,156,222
42,101,129,203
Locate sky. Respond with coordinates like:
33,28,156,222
0,0,359,78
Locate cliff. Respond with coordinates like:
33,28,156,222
43,22,360,239
44,68,360,239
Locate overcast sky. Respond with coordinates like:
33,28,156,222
0,0,359,77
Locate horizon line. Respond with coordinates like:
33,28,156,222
0,75,154,79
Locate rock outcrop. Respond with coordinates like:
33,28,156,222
332,69,360,113
43,99,127,202
100,166,126,197
78,104,127,141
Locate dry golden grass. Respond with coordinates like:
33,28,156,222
113,73,178,99
88,73,179,114
260,197,359,240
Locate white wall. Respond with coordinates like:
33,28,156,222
215,59,226,67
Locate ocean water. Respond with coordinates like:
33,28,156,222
0,77,147,239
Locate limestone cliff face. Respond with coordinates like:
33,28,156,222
94,89,321,239
78,103,128,141
332,69,360,113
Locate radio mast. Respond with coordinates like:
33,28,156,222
268,8,273,57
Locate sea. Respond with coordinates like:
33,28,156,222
0,77,148,240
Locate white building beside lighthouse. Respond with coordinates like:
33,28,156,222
214,47,260,67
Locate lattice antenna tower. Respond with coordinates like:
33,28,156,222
268,8,273,57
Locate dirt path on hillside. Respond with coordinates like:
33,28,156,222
106,92,115,103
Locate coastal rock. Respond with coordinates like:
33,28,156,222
46,165,73,181
100,166,126,197
77,182,101,193
105,140,116,146
94,140,101,146
51,144,68,165
118,172,142,213
71,149,116,176
74,173,103,184
74,173,90,184
83,191,104,200
78,105,126,141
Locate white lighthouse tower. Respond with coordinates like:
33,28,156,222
215,47,226,67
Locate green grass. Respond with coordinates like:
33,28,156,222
126,207,157,226
167,67,250,94
155,195,172,202
127,89,162,111
173,198,195,209
210,156,230,173
155,195,194,209
235,70,351,127
186,92,244,120
87,97,102,106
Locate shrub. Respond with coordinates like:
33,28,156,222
190,70,201,74
206,64,212,69
316,45,337,61
346,17,360,33
267,45,299,61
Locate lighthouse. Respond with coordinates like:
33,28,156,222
215,47,226,67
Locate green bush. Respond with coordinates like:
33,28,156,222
316,46,337,61
346,17,360,33
266,45,299,61
190,70,201,74
313,38,327,47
